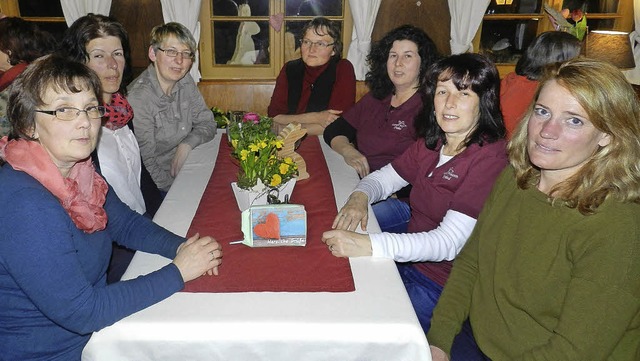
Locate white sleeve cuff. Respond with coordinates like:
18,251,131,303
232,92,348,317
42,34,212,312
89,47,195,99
354,164,409,204
370,210,476,262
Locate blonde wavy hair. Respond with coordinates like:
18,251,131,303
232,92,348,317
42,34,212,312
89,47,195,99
508,58,640,214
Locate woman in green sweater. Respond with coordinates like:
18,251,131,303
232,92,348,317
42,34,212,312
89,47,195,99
428,58,640,360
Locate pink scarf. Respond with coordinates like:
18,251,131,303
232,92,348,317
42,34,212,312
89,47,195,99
103,92,134,130
0,136,108,233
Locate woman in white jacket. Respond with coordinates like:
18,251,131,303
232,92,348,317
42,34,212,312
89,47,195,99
58,14,163,283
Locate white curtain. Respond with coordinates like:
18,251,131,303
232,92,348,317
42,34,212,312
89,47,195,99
448,0,490,54
346,0,382,80
60,0,112,26
159,0,202,82
623,0,639,84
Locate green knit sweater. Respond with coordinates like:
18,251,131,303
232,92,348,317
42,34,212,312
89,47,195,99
428,167,640,360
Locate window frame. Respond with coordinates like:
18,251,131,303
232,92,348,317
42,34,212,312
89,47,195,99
198,0,352,80
0,0,67,25
473,0,634,77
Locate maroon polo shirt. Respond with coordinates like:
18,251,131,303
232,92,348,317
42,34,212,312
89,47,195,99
343,92,422,172
392,138,508,285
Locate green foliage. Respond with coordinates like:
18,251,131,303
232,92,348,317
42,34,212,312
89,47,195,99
228,113,297,189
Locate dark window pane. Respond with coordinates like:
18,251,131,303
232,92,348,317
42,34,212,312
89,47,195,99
213,0,240,16
286,0,343,16
18,0,64,17
486,0,540,14
217,20,270,65
32,21,67,41
211,0,269,17
587,18,615,30
480,19,539,64
562,0,618,13
214,21,241,64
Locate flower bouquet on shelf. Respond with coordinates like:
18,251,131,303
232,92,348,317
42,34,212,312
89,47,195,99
228,112,298,211
211,106,229,128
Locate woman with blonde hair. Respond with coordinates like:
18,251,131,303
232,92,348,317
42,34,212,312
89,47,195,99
428,58,640,360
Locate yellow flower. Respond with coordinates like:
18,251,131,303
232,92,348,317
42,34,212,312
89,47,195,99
249,143,259,152
273,139,284,149
231,139,238,148
284,157,294,164
279,163,290,174
259,141,268,149
240,149,249,161
270,174,282,187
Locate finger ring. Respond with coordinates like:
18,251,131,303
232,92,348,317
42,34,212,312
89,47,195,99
329,244,334,252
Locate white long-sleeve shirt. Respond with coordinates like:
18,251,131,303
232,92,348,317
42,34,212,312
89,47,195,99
354,159,476,262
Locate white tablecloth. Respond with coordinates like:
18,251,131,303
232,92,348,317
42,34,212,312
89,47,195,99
82,133,431,361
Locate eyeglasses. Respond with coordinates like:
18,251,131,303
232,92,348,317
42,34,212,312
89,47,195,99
157,47,195,59
299,39,334,49
35,106,108,121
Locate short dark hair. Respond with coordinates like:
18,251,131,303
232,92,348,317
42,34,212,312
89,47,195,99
7,55,103,141
0,17,56,65
301,17,343,59
515,31,582,80
58,13,133,94
365,25,439,99
417,53,505,149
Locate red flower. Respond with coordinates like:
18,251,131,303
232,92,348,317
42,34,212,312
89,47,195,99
243,112,261,124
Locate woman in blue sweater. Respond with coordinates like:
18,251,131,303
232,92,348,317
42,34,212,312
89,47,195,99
0,55,223,360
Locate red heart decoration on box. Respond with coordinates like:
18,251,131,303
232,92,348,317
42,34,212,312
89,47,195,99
253,213,280,239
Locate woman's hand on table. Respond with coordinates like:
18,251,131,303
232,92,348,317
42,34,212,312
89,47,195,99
173,233,222,282
330,137,370,177
342,146,370,177
322,229,372,257
430,346,450,361
333,191,369,231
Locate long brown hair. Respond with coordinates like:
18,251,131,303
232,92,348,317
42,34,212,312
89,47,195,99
508,58,640,214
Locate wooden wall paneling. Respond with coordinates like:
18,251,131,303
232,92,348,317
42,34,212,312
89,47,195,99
372,0,451,56
198,81,277,114
197,81,369,115
110,0,164,82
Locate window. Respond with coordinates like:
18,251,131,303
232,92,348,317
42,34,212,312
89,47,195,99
474,0,633,73
0,0,68,39
199,0,352,80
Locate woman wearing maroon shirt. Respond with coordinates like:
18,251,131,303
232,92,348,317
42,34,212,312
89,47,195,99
323,24,439,233
267,17,355,136
323,54,507,334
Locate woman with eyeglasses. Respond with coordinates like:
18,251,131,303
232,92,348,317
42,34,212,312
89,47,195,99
58,13,164,283
268,16,356,136
0,55,223,360
323,24,439,233
128,22,216,193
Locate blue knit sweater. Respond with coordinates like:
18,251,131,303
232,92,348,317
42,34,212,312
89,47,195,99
0,164,185,360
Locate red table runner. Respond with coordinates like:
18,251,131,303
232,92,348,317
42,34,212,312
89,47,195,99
182,135,355,292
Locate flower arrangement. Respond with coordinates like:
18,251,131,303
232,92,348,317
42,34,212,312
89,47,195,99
211,106,229,128
227,112,298,191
